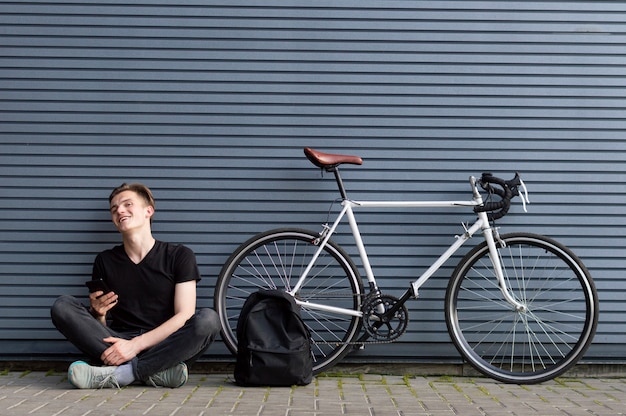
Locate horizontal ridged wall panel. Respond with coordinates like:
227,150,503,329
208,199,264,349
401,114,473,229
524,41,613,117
1,0,625,363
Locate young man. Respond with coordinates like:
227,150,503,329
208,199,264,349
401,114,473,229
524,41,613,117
51,183,220,389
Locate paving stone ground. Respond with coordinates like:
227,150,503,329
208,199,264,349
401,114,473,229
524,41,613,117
1,369,624,415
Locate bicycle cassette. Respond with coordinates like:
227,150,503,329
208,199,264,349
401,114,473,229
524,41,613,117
361,294,408,342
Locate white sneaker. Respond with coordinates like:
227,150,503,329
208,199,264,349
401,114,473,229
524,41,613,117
68,361,121,389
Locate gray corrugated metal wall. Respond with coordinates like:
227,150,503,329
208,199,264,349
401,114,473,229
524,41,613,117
1,1,625,364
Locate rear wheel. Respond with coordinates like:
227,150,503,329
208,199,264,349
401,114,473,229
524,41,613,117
215,228,364,374
445,233,598,384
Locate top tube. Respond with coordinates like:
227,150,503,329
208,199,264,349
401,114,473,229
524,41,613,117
305,147,526,222
305,147,481,209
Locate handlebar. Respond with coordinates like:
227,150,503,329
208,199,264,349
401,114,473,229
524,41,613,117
473,172,527,221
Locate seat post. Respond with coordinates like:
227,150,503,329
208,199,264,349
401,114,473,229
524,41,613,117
329,166,348,200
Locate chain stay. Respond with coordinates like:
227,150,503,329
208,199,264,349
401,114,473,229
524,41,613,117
307,292,408,346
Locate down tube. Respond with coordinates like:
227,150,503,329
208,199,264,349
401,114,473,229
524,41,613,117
410,219,485,296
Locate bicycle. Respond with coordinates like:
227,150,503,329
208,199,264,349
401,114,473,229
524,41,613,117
215,147,599,384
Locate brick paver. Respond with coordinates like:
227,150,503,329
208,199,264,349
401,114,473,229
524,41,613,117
1,369,624,415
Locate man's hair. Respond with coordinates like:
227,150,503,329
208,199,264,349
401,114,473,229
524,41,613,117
109,183,156,221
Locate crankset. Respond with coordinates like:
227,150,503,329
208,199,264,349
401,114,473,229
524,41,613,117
361,293,409,342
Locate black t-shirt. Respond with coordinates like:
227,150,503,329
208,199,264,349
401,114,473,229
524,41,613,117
91,240,201,332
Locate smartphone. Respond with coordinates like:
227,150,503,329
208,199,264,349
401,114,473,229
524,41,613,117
85,279,112,297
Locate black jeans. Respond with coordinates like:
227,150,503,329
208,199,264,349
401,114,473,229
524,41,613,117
50,295,220,381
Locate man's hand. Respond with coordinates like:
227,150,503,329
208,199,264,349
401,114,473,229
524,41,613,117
101,337,142,366
89,291,118,323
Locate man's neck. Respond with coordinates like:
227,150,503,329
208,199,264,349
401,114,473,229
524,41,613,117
122,230,156,264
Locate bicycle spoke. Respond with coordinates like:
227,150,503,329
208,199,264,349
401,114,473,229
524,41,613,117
446,233,598,384
215,229,363,374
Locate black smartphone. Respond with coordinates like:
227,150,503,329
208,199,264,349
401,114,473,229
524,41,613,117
85,279,112,297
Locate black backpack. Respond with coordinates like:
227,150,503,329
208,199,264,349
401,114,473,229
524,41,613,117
234,289,313,386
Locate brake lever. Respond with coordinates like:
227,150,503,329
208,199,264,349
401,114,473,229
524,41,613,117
518,178,530,212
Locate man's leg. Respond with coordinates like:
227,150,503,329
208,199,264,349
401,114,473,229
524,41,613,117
134,308,220,382
51,295,140,389
52,299,220,388
50,295,121,362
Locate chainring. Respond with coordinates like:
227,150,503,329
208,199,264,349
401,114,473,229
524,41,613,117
361,294,409,342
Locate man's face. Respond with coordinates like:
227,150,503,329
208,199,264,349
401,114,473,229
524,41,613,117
109,190,154,232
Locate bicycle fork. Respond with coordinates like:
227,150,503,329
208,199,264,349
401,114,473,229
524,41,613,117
482,221,528,313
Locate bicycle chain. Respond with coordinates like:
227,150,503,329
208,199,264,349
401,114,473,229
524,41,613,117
312,337,396,346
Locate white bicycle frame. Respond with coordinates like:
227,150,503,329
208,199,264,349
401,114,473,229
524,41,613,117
289,175,527,317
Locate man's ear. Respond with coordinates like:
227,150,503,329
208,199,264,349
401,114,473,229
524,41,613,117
146,205,155,219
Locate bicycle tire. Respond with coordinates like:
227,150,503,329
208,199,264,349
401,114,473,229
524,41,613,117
445,232,598,384
215,228,364,374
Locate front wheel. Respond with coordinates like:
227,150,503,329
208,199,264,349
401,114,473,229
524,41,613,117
445,233,598,384
214,228,364,374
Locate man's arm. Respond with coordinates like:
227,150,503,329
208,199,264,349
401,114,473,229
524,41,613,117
100,280,196,366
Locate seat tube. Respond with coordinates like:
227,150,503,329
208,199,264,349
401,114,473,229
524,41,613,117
344,203,377,285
